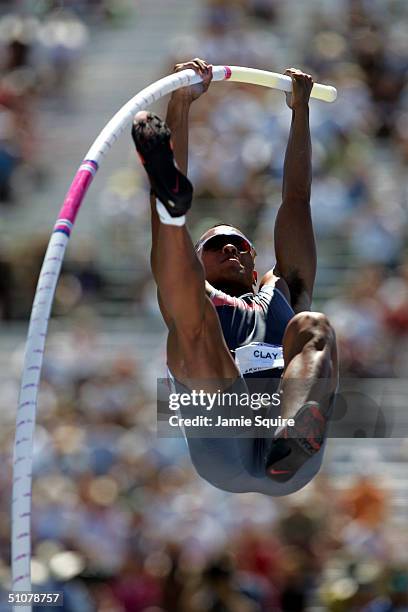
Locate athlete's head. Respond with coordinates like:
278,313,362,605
195,224,257,295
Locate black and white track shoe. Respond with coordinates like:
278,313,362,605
132,111,193,218
266,401,329,483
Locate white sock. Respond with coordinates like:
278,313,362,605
156,200,185,226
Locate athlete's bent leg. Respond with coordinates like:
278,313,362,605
266,312,338,482
281,312,338,417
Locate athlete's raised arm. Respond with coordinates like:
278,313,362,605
147,58,213,318
165,58,213,175
272,68,316,312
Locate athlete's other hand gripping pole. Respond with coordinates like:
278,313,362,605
265,68,339,481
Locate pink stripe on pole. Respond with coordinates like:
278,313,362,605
224,66,232,79
58,160,98,224
19,402,35,409
13,574,30,585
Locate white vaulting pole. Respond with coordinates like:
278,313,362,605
221,66,337,102
11,65,337,611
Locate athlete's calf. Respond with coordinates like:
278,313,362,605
266,311,338,482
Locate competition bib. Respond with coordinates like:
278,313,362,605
234,342,284,375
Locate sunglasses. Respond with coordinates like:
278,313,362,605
202,234,253,255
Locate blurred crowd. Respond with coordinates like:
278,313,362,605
2,1,408,611
0,0,132,205
0,1,130,24
1,329,408,610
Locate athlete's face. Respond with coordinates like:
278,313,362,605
197,226,257,293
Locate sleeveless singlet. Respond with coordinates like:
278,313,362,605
209,283,294,386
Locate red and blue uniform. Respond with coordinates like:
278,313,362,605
169,284,327,496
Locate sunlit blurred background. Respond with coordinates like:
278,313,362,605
1,0,408,610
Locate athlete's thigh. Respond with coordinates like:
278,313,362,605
282,311,339,391
167,296,239,385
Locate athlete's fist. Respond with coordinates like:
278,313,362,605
284,68,313,110
171,58,213,104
